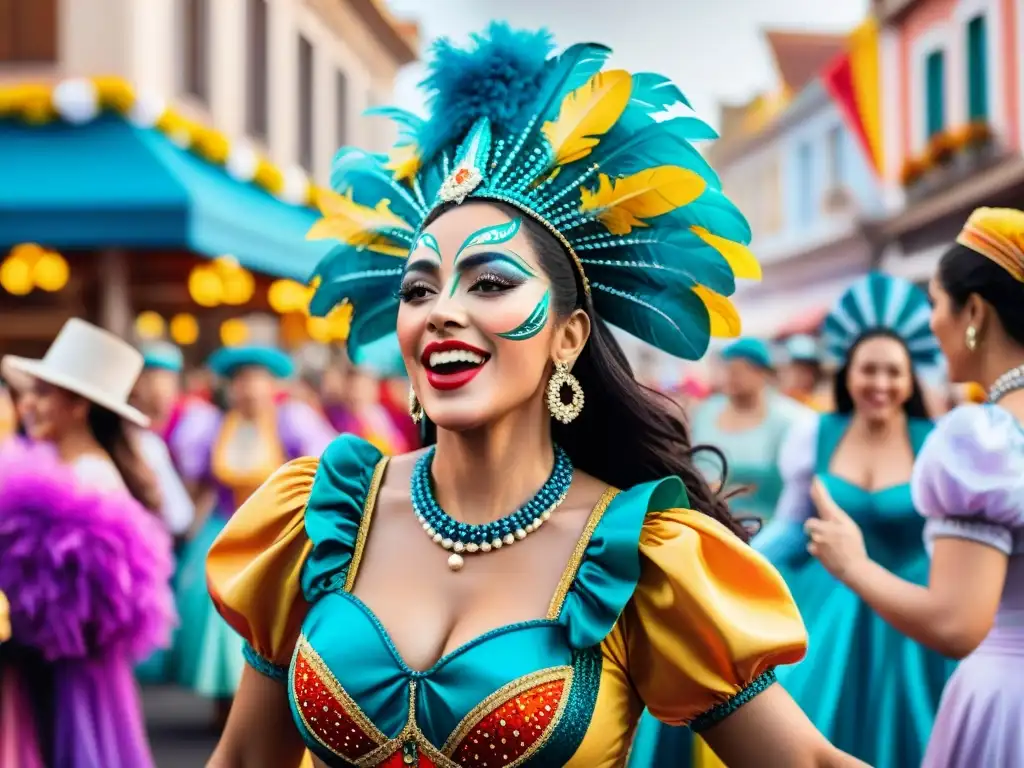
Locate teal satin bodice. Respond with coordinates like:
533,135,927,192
816,414,933,572
269,435,686,767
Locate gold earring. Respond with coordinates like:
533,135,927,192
546,361,584,424
408,387,423,424
966,326,979,352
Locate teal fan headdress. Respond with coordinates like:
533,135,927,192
307,23,760,371
822,272,943,375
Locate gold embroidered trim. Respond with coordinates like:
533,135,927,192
545,487,620,619
440,666,574,762
359,680,461,768
344,457,389,593
290,635,389,763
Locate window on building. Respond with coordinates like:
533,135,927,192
336,71,348,147
826,124,844,189
796,141,814,227
925,49,945,138
246,0,268,140
967,15,988,121
298,35,315,172
183,0,209,103
0,0,58,63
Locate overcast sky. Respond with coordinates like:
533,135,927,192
382,0,869,128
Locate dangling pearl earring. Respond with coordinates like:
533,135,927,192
966,326,979,352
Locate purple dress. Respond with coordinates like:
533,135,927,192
168,400,335,699
912,404,1024,767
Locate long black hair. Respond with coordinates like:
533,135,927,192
833,329,929,419
420,201,749,541
938,243,1024,347
87,405,163,514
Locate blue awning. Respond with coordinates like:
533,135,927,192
0,115,332,280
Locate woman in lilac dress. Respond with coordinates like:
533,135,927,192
170,345,335,726
809,207,1024,766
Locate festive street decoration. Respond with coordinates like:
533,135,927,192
0,77,320,208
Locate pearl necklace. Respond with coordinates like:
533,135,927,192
989,364,1024,403
411,446,574,571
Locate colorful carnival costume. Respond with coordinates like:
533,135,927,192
201,22,813,767
171,345,335,700
208,438,806,767
751,273,956,768
0,320,175,768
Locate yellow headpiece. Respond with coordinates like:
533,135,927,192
955,207,1024,283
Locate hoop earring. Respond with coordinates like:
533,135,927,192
966,326,978,352
546,361,584,424
408,387,423,425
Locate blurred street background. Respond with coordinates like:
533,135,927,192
2,0,1020,763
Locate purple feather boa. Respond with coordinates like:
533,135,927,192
0,438,176,662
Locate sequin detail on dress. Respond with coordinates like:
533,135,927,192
292,639,387,762
444,667,573,767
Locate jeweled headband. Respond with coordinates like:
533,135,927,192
305,23,761,374
956,207,1024,283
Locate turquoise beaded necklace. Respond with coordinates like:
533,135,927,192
411,445,574,571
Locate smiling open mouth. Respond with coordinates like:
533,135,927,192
421,343,490,391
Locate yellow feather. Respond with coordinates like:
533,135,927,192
307,190,412,257
385,143,421,182
541,70,632,166
690,225,761,280
693,285,742,338
578,166,706,235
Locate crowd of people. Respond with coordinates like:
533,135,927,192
1,21,1022,768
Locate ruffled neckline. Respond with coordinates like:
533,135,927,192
301,434,691,650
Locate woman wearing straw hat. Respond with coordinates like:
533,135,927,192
169,344,335,727
0,318,176,768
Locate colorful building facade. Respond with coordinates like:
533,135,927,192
712,31,886,339
0,0,417,357
875,0,1024,282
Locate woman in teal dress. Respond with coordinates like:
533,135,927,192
689,337,812,522
202,24,868,768
754,272,957,767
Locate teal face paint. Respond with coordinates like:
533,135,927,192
455,218,521,263
413,232,442,259
497,289,550,340
448,251,536,297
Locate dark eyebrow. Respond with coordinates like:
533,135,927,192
403,258,440,276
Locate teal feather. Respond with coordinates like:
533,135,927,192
363,106,425,145
579,229,736,296
591,280,711,359
329,148,425,222
630,73,692,111
309,246,403,317
347,299,400,350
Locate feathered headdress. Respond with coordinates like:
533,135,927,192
307,23,759,371
822,271,943,375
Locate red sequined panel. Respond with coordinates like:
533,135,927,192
292,644,384,761
448,672,570,768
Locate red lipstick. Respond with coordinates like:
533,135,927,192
421,340,490,391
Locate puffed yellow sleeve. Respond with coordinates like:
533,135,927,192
207,457,319,675
623,508,807,731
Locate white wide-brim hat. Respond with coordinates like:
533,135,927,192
1,318,149,427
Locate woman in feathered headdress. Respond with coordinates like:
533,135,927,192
807,208,1024,767
204,25,866,767
751,272,957,767
0,319,175,768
